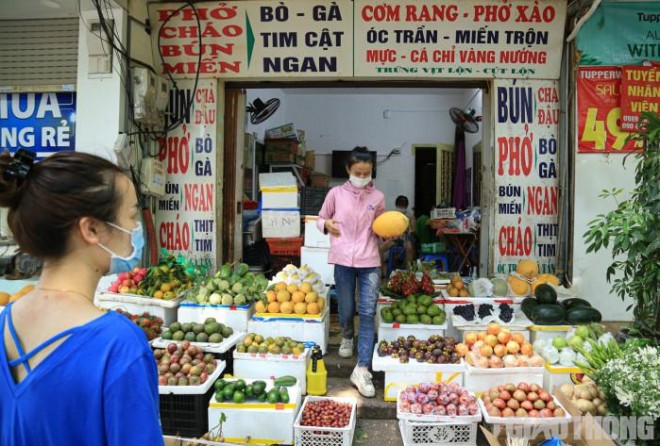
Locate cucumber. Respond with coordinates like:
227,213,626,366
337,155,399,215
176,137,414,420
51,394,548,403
565,306,602,324
531,304,565,325
561,297,592,310
273,375,297,387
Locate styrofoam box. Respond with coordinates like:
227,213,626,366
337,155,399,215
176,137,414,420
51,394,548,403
233,348,311,395
208,378,302,445
377,319,447,343
248,308,330,354
95,292,181,325
544,364,583,390
303,216,330,248
262,188,299,209
177,302,255,332
372,352,466,402
376,295,444,332
261,209,301,238
300,246,334,285
294,396,357,446
463,364,544,393
529,325,575,343
443,297,524,340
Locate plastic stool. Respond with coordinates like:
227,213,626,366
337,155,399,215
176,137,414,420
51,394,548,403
387,245,407,277
422,253,449,272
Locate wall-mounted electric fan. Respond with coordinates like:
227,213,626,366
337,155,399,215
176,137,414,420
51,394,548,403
247,98,280,125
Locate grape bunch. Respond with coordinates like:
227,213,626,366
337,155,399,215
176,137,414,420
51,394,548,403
453,304,476,321
478,304,494,319
498,303,514,323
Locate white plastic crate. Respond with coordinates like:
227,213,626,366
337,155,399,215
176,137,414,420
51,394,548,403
177,302,255,332
463,364,544,393
293,396,357,446
372,352,466,402
248,307,329,354
95,292,182,325
208,378,302,445
151,332,244,354
543,364,583,390
399,419,479,446
233,348,311,394
478,395,572,431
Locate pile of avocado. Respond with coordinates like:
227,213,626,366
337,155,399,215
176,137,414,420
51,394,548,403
213,379,290,404
380,294,446,325
160,317,234,343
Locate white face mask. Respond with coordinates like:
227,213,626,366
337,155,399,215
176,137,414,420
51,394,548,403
349,175,371,188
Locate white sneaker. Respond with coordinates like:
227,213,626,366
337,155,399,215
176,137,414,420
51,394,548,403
338,338,354,358
350,366,376,398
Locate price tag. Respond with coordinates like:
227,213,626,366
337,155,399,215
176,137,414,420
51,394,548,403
275,403,285,410
259,354,267,359
230,305,237,310
392,322,401,329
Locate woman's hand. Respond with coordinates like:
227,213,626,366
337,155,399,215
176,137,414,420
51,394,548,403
325,219,341,236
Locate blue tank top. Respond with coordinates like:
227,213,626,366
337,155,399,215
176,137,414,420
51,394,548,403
0,304,163,446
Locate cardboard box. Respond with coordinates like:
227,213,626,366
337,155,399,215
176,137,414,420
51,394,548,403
304,150,315,169
266,123,299,140
310,172,329,187
264,151,297,165
265,138,300,154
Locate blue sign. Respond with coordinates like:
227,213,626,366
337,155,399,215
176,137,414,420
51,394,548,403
0,92,76,156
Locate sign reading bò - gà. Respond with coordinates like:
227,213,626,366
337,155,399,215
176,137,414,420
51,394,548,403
149,0,567,80
354,0,566,79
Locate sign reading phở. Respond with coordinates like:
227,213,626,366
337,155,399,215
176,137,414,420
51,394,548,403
620,64,660,132
150,0,353,79
0,92,76,157
353,0,567,79
155,79,219,270
577,67,642,153
492,79,559,275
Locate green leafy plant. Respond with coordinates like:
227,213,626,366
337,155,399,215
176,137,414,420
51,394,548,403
583,112,660,340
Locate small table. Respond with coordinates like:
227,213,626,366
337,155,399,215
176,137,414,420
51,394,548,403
435,230,478,273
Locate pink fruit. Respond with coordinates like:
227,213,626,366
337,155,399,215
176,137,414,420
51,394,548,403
513,389,527,402
488,407,502,417
507,399,520,410
411,403,423,414
539,390,553,402
449,392,458,403
435,405,447,415
493,398,506,410
399,400,411,411
546,401,557,411
428,390,439,400
499,390,511,401
459,394,470,405
485,402,493,411
530,383,541,392
422,403,434,414
527,391,539,402
158,375,168,385
521,400,533,411
534,399,546,410
167,343,178,354
515,408,528,417
517,382,530,392
488,389,500,401
458,405,469,416
419,383,431,393
528,409,539,417
504,383,517,392
539,408,554,418
468,403,479,415
446,404,457,416
502,408,515,417
554,408,566,417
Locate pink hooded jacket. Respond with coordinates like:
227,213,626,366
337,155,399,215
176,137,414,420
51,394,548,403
316,181,385,268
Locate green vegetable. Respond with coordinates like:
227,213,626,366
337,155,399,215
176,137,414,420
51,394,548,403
574,339,623,377
535,284,558,304
236,263,249,277
213,379,227,391
575,325,591,340
567,335,584,350
245,385,254,398
232,390,245,404
531,304,565,324
565,306,602,324
235,379,246,391
273,375,297,387
266,388,280,404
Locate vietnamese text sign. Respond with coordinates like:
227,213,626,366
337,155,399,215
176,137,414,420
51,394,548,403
156,79,218,270
149,1,353,79
354,0,567,79
577,2,660,66
493,79,559,275
620,65,660,132
0,92,76,157
577,67,640,153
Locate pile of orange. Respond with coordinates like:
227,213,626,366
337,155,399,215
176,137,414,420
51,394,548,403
446,276,469,297
255,281,325,315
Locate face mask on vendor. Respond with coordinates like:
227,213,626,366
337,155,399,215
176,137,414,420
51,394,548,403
349,175,371,188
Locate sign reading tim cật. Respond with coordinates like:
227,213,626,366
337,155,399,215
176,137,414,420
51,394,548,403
0,92,76,157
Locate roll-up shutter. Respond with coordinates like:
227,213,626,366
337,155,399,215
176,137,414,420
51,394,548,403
0,18,79,87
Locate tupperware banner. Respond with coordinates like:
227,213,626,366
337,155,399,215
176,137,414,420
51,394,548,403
0,92,76,157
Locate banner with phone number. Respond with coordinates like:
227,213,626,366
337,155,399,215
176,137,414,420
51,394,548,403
577,66,640,153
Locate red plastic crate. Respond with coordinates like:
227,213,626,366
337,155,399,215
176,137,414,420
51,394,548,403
266,237,303,256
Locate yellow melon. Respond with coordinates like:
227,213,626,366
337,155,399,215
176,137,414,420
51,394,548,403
291,291,306,304
280,302,294,314
276,290,291,303
307,302,320,315
531,274,560,294
286,283,299,294
516,259,539,279
255,300,267,313
299,282,313,294
304,291,318,304
266,290,277,303
294,302,307,314
372,211,409,238
267,302,281,313
317,296,326,312
508,275,531,296
274,281,288,292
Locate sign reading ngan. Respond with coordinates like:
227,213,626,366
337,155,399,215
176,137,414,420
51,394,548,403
149,0,567,80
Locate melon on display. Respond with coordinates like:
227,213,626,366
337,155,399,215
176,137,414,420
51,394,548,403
372,211,409,238
531,273,560,294
516,259,539,279
508,274,531,297
490,277,509,297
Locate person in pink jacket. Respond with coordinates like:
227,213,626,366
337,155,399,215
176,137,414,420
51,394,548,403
316,147,384,397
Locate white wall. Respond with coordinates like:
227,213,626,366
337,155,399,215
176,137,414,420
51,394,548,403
75,8,127,160
572,154,636,321
247,87,481,211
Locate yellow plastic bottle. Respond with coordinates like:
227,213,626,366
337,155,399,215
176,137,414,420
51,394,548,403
306,344,327,395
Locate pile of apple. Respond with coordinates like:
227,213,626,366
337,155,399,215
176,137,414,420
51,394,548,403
399,382,479,417
456,322,545,368
481,382,567,418
108,268,148,294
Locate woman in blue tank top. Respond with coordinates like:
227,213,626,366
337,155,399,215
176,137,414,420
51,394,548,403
0,150,163,445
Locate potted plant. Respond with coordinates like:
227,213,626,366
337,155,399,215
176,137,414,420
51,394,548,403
583,111,660,341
